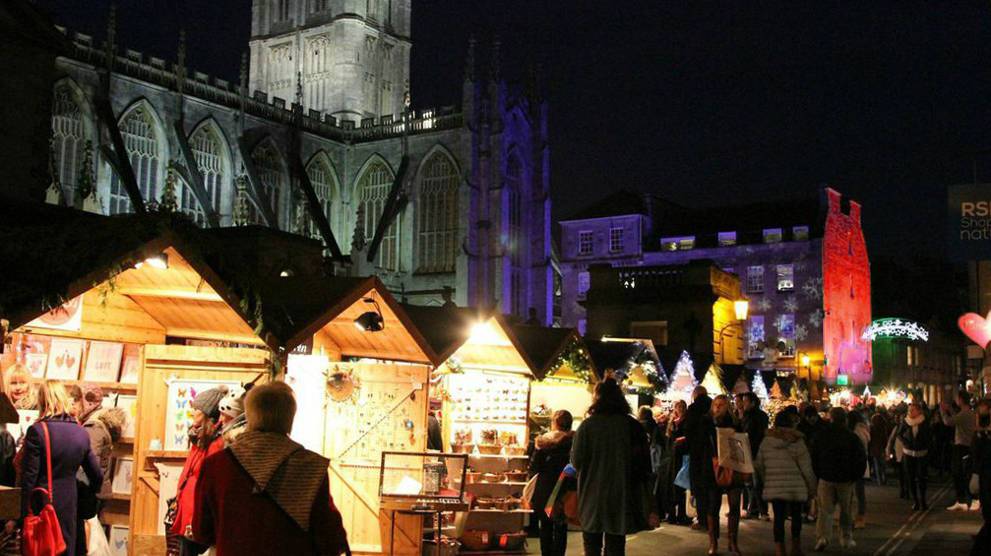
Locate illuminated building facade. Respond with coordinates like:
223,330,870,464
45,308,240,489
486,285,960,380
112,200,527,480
560,187,872,384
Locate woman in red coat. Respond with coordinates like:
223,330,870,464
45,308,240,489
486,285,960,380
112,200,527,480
168,386,228,556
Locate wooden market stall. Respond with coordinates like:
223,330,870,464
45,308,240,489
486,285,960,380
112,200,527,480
510,326,595,436
404,307,541,553
0,203,441,556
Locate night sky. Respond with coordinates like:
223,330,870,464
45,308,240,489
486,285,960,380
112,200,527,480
33,1,991,264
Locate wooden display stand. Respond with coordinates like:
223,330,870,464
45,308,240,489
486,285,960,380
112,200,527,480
130,344,269,556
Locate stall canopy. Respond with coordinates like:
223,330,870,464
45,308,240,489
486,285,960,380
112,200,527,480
402,305,535,375
510,325,590,381
0,200,436,363
586,337,663,381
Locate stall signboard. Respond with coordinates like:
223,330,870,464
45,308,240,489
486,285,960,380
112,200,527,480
164,378,241,450
948,184,991,260
25,296,83,332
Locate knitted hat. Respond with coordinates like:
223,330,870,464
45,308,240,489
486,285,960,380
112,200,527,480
191,386,229,420
219,386,246,419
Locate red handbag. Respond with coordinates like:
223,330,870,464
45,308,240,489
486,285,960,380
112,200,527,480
22,422,66,556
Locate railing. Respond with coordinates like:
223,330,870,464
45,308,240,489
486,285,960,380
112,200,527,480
59,27,463,143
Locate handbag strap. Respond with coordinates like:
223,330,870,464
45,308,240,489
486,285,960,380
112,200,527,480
41,421,54,504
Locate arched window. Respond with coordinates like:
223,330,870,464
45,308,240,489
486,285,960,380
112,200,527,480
356,159,399,270
182,125,227,226
416,151,459,273
51,83,87,200
108,104,163,215
506,154,525,316
249,140,286,226
306,154,337,238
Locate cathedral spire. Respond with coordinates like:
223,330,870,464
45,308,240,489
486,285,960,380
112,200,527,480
464,34,476,83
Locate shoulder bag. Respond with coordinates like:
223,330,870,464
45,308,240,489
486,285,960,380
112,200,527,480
22,422,67,556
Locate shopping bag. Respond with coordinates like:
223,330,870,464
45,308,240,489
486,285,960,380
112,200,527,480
685,490,697,519
673,455,691,490
86,517,111,556
716,427,754,474
521,474,538,507
544,472,566,518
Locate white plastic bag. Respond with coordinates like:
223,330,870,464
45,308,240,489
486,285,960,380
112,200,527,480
86,517,111,556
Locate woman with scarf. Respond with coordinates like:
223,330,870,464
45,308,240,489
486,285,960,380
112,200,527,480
894,401,932,511
168,386,229,556
663,400,690,525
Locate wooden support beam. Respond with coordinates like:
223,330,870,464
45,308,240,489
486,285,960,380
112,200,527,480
93,95,146,214
172,120,221,228
118,287,224,303
367,155,409,262
292,154,345,262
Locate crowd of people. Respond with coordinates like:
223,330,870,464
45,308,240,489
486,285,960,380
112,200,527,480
0,363,349,556
531,378,991,556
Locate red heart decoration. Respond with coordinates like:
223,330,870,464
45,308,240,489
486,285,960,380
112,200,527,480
958,312,991,349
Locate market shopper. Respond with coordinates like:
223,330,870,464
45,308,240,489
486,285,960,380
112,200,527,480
942,392,977,511
19,381,102,556
571,378,656,556
218,385,249,446
886,406,909,499
755,411,816,556
529,410,575,556
970,399,991,555
3,363,36,409
701,394,744,556
664,400,691,525
848,410,870,529
192,382,349,555
684,386,713,529
896,400,932,512
168,385,229,556
811,407,867,552
739,392,769,521
869,408,891,485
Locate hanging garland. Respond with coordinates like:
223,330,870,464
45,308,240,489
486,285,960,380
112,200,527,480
548,341,593,383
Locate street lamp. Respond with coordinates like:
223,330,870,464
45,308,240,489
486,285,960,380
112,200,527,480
719,299,750,364
799,352,812,380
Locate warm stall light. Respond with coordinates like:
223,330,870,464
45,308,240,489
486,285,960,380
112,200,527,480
734,300,749,321
134,252,169,270
801,354,811,367
468,320,509,345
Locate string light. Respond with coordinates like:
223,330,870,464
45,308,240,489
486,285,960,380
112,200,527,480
862,318,928,342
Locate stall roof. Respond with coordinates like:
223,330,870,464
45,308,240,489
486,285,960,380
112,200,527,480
402,305,536,375
585,337,662,380
510,325,584,381
1,201,437,363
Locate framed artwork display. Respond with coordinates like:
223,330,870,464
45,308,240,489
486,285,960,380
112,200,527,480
26,296,83,331
45,338,83,380
111,457,133,495
119,344,140,384
108,525,128,556
82,341,123,382
164,379,240,451
116,394,137,439
24,353,48,379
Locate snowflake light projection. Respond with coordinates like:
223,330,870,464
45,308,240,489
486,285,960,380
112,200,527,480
795,323,808,341
808,309,823,329
754,298,772,312
783,295,799,313
803,277,823,300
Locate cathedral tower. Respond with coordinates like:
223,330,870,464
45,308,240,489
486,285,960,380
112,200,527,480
249,0,411,122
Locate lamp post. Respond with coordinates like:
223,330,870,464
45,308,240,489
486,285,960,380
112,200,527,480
798,352,812,381
718,299,750,364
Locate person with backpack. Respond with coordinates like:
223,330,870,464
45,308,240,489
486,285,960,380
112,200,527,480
756,411,816,556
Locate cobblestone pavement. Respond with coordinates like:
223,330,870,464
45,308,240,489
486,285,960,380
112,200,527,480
533,478,982,555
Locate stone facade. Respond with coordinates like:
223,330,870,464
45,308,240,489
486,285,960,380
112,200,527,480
559,187,871,383
42,5,553,323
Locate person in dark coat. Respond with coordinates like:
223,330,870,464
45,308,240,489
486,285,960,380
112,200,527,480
869,408,891,485
661,400,690,525
895,400,933,511
970,399,991,556
193,382,349,556
738,392,769,520
699,395,743,556
19,381,102,556
811,407,867,552
529,410,575,556
683,386,713,529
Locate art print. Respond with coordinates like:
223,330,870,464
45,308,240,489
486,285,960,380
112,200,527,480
119,344,141,384
82,341,124,382
26,296,83,332
108,525,128,556
45,338,83,380
111,457,133,495
116,394,137,439
716,427,753,474
24,353,48,379
164,379,240,451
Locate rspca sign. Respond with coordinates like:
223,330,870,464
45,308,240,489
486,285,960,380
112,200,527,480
948,184,991,260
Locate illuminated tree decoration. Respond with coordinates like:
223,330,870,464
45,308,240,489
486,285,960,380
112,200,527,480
701,363,727,396
752,371,769,400
669,351,698,398
861,318,929,342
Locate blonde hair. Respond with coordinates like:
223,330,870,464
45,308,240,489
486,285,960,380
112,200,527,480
37,381,72,418
245,382,296,435
3,364,37,409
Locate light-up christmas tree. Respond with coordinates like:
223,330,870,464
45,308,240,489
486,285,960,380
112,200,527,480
701,363,727,396
669,351,698,399
770,379,784,399
751,371,769,400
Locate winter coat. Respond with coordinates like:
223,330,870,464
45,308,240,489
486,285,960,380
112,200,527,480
740,407,769,457
0,425,16,487
810,423,867,483
528,430,574,513
192,432,349,556
571,413,652,535
869,413,891,459
755,428,816,502
942,406,976,447
81,407,126,500
698,412,740,492
171,435,225,538
19,415,102,556
895,416,932,457
886,426,905,462
683,395,712,497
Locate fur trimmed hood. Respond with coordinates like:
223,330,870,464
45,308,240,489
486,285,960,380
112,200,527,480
535,430,574,450
86,407,127,443
765,427,804,444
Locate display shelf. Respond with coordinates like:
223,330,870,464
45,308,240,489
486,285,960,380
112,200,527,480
468,509,531,514
468,454,529,460
62,380,138,393
108,493,131,502
145,450,188,460
452,419,527,426
466,481,527,487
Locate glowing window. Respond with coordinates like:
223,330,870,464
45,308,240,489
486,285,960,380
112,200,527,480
609,227,624,253
109,105,161,215
776,264,795,292
51,84,86,199
356,160,399,270
249,141,286,226
416,152,459,273
718,231,737,246
577,271,590,299
748,316,765,358
763,228,783,243
181,126,227,226
306,155,337,239
747,265,764,293
793,226,809,241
